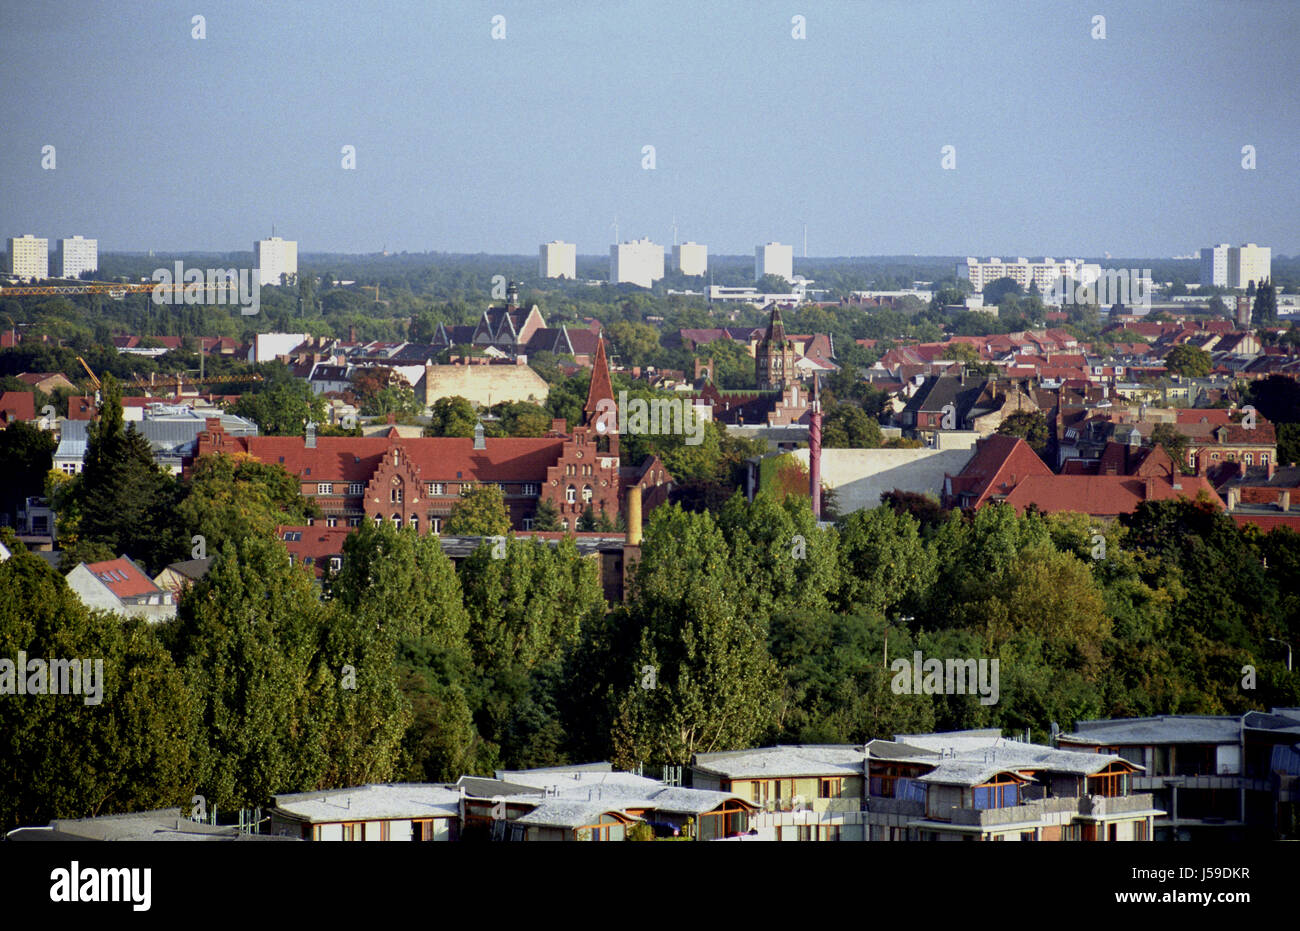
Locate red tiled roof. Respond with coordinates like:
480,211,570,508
1003,474,1223,517
238,435,567,483
0,391,36,421
83,557,162,599
1175,409,1232,426
947,435,1053,508
277,525,352,577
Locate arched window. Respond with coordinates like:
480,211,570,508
391,513,401,526
1245,453,1254,466
567,485,577,504
583,485,593,503
372,514,383,525
409,514,419,531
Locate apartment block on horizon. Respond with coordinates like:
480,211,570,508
539,240,577,279
1200,243,1271,289
755,242,793,283
58,235,97,278
254,236,298,286
673,241,707,277
610,238,664,288
7,234,48,280
957,256,1101,293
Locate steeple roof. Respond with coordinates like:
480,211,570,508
583,336,615,423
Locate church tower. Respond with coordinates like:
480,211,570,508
755,303,797,389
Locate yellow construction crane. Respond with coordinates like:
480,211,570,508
122,372,263,390
0,280,236,298
76,356,102,391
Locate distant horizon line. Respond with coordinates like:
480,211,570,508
38,249,1290,263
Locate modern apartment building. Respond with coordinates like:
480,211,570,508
58,235,97,278
1060,711,1300,840
254,236,298,286
539,240,576,279
673,241,708,277
7,234,48,280
755,242,793,283
609,238,664,289
1200,243,1270,289
958,257,1102,293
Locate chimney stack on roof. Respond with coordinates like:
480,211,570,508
626,484,643,547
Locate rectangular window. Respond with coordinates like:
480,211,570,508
347,483,364,495
431,517,442,533
317,483,332,495
523,483,539,496
348,517,361,527
522,518,534,530
819,777,843,799
427,483,444,495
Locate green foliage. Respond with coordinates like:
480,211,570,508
0,420,55,525
425,396,478,438
1164,344,1213,378
168,536,407,809
822,402,883,448
0,549,198,832
65,374,184,573
611,505,783,766
445,484,511,536
996,410,1049,456
177,452,320,549
228,365,327,436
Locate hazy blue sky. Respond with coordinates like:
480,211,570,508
2,1,1296,257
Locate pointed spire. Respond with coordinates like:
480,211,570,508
764,302,788,344
583,336,615,423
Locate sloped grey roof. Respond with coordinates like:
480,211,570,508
271,784,461,823
32,808,291,841
512,800,637,829
1064,715,1245,745
692,745,867,779
918,762,1035,787
865,739,942,763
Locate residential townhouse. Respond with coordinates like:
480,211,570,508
65,556,177,621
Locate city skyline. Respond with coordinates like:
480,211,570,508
1,1,1297,257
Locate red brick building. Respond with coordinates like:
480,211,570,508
192,338,671,533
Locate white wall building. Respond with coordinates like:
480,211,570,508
957,257,1101,293
610,238,664,289
673,241,708,277
249,331,308,363
539,241,577,279
1229,243,1270,290
58,235,98,279
7,235,48,280
254,236,298,286
755,242,793,283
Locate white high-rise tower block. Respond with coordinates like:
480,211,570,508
7,235,48,280
255,236,298,286
610,238,664,289
673,242,707,277
755,242,793,283
59,236,98,278
539,241,577,279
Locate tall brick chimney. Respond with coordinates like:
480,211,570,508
809,379,823,518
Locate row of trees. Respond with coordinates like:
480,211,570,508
6,479,1297,832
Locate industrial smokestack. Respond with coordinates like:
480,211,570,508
809,378,822,519
626,484,643,546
